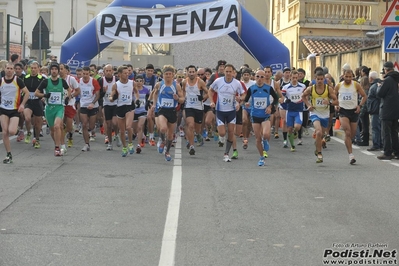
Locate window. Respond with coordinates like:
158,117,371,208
0,12,3,44
39,11,51,31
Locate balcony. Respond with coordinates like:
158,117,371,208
302,0,381,29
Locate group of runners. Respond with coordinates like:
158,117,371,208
0,59,367,165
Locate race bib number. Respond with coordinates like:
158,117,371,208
49,92,62,105
341,92,352,101
290,93,302,103
253,97,267,109
81,90,91,98
161,98,174,108
222,97,233,105
120,93,131,102
2,97,13,108
188,96,199,103
29,92,37,100
139,98,146,106
315,97,326,108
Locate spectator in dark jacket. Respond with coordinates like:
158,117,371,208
376,61,399,159
366,71,382,151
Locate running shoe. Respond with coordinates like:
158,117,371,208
316,154,323,163
243,139,248,149
150,138,156,146
218,136,225,147
165,152,172,161
290,146,296,152
34,140,41,149
258,157,265,166
263,150,268,158
324,135,331,142
104,136,109,144
263,139,270,151
194,136,198,143
223,154,231,162
274,132,279,139
106,144,113,151
136,145,142,154
322,139,327,149
81,144,90,151
231,150,238,159
189,146,195,155
158,142,165,153
283,140,288,148
121,147,128,157
297,139,303,146
179,127,185,137
17,130,24,142
3,154,12,164
54,148,62,157
197,135,204,146
100,125,105,135
115,135,122,147
67,138,73,148
140,137,146,147
304,128,309,136
60,147,67,156
271,126,275,135
349,154,356,165
128,143,134,154
24,132,31,144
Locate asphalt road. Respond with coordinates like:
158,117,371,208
0,128,398,266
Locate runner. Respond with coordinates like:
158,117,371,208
151,65,185,161
78,66,101,151
244,70,279,166
35,63,71,156
281,70,306,152
109,65,138,157
334,69,367,164
59,64,80,153
132,74,150,153
0,63,30,163
99,64,121,150
302,71,338,163
182,65,208,155
23,61,45,148
208,64,246,162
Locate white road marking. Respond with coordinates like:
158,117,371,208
158,137,182,266
330,136,360,149
361,151,374,156
390,162,399,167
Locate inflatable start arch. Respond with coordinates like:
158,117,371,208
60,0,290,72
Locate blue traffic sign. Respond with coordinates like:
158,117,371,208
384,27,399,53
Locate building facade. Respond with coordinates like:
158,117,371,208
270,0,387,71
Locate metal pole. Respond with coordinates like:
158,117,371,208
22,31,26,59
385,0,389,62
39,17,42,65
6,15,10,61
70,0,74,37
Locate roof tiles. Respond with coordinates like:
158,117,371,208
302,37,380,54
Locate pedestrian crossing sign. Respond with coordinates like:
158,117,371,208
384,27,399,53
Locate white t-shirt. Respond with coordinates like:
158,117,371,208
211,77,245,112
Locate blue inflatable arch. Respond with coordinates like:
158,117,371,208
60,0,290,72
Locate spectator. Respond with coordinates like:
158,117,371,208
376,61,399,160
366,71,382,151
10,54,19,64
